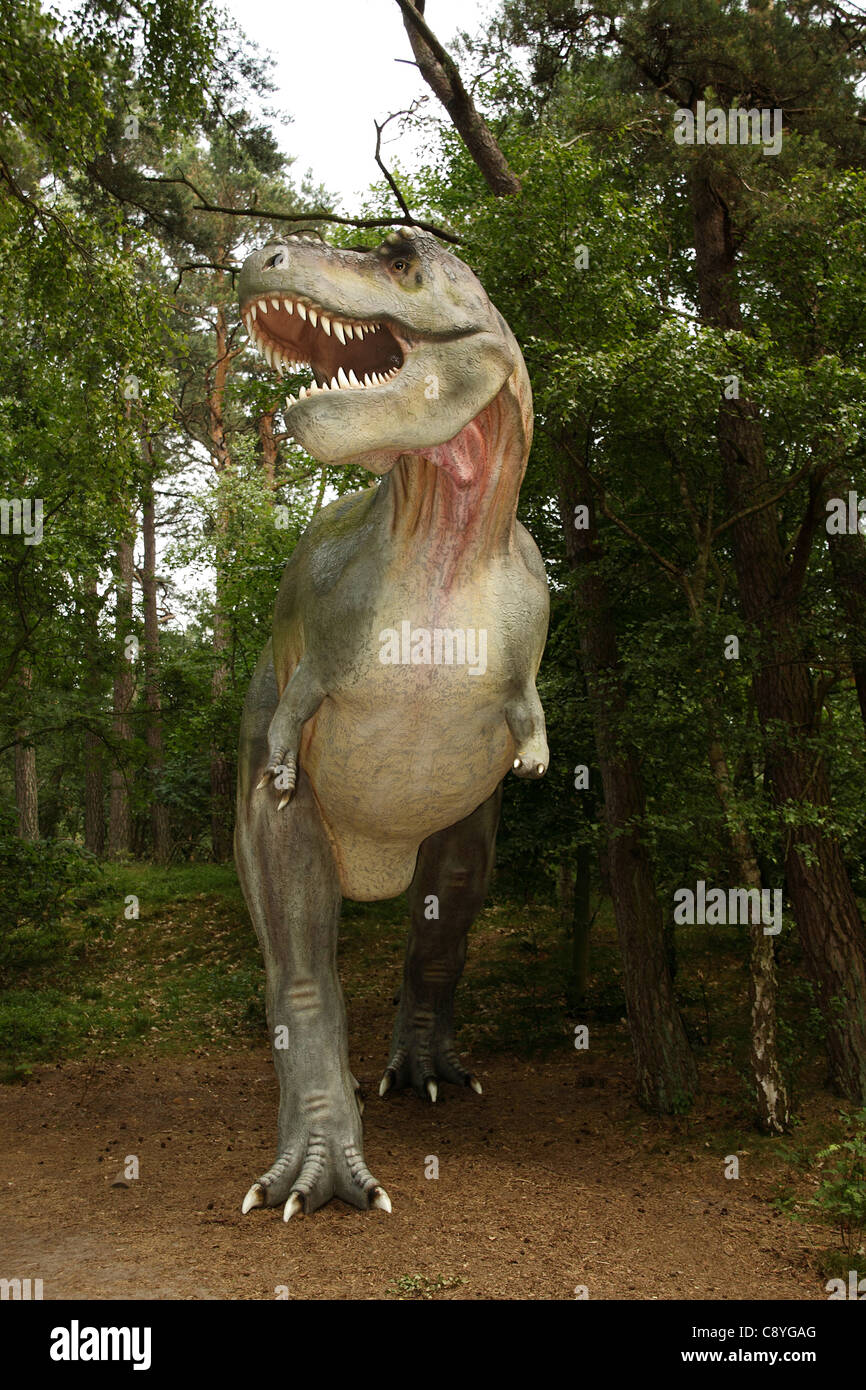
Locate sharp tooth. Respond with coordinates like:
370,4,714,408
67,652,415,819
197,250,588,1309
344,323,354,340
285,300,294,316
355,325,365,340
363,373,373,387
333,321,346,345
286,394,296,406
265,346,274,367
321,379,330,390
320,315,331,336
337,367,349,388
258,299,268,313
271,298,280,310
330,375,340,390
348,369,360,387
310,380,319,393
308,307,318,328
250,304,257,320
297,302,307,321
373,372,383,384
298,385,307,399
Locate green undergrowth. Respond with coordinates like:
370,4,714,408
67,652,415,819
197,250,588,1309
0,861,833,1129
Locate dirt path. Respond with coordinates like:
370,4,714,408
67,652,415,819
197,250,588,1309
0,1047,825,1301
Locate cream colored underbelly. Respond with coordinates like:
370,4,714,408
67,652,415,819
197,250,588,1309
301,666,513,901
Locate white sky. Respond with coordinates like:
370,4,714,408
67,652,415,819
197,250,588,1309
219,0,495,205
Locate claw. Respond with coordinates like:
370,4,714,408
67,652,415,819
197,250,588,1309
241,1182,265,1214
426,1078,438,1104
379,1071,393,1098
469,1075,483,1095
370,1186,392,1214
283,1191,304,1223
277,793,291,811
255,773,272,791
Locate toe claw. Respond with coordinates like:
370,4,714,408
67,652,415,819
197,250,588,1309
425,1078,438,1104
241,1182,265,1214
469,1075,483,1095
277,793,291,811
371,1186,392,1214
283,1191,304,1223
379,1071,393,1098
255,773,271,791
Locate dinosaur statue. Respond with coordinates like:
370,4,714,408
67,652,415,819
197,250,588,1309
234,226,549,1220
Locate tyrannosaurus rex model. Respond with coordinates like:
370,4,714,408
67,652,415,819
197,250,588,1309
234,226,549,1220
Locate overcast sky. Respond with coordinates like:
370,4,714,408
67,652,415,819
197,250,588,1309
219,0,495,206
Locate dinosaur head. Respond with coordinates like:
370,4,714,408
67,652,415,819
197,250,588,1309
238,228,515,471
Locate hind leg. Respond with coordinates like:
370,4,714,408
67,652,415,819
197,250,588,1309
380,783,503,1102
235,642,389,1218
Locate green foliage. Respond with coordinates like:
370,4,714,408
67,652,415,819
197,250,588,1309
807,1111,866,1261
0,812,98,984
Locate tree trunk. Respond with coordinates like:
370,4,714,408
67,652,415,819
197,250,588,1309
108,527,135,859
706,730,789,1132
14,664,38,840
569,839,592,1008
559,459,697,1112
690,162,866,1101
142,465,171,864
83,574,105,856
259,408,279,490
824,475,866,734
208,293,235,862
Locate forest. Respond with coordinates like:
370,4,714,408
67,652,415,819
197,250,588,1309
2,0,866,1303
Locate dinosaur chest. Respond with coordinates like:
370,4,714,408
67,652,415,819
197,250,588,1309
299,566,522,892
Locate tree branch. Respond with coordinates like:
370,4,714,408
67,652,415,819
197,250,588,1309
395,0,522,196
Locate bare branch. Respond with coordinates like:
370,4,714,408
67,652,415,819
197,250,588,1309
141,171,461,243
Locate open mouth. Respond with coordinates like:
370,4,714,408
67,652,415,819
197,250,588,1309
241,293,406,404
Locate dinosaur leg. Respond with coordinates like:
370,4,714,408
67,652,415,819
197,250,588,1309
235,642,389,1218
380,782,503,1102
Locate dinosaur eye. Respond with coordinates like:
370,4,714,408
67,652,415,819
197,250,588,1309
392,259,408,272
265,248,288,269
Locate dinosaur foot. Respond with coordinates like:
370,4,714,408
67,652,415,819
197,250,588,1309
255,752,297,809
379,1041,483,1103
241,1133,390,1219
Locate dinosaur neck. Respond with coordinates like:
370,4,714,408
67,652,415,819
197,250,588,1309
378,369,532,587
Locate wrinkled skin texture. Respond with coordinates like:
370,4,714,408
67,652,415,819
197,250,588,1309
235,228,549,1219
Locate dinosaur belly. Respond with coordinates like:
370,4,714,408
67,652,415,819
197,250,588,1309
301,639,514,901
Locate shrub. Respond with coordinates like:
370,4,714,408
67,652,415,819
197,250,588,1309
0,812,98,985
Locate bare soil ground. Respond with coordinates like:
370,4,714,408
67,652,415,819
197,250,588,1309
0,1044,828,1301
